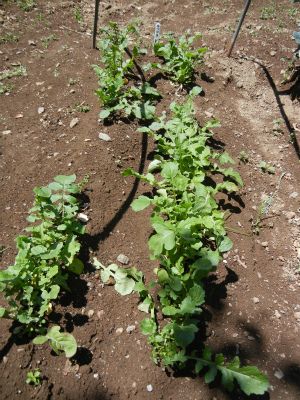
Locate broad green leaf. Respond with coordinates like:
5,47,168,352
68,258,84,275
34,187,52,198
131,196,151,212
0,307,6,318
31,245,47,256
161,162,178,180
99,109,110,119
140,318,156,335
47,326,77,358
33,335,48,345
148,234,163,258
54,174,76,185
157,269,169,284
219,237,233,253
115,276,136,295
147,159,161,172
48,182,63,191
173,323,198,348
218,357,269,395
189,86,202,97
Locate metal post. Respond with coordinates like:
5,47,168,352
227,0,252,57
93,0,100,49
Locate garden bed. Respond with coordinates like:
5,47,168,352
0,0,300,399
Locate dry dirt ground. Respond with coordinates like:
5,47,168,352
0,0,300,399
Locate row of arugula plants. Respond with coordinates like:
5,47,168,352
93,23,269,396
0,174,86,357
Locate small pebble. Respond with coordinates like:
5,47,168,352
97,310,104,319
87,309,94,318
70,117,79,128
294,311,300,320
2,130,11,135
98,132,112,141
116,327,123,335
274,310,281,319
253,297,260,304
117,254,129,265
126,325,136,333
261,242,268,248
274,369,284,380
146,384,153,392
77,213,89,223
38,107,45,114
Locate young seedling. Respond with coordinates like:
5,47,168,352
17,0,36,12
259,160,275,174
0,33,19,44
238,150,249,163
41,34,57,49
148,31,207,86
33,326,77,358
93,21,160,121
26,369,41,386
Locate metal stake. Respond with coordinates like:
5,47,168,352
93,0,100,49
227,0,252,57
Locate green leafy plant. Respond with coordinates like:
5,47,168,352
17,0,36,11
0,175,86,335
74,6,83,23
238,150,249,164
26,369,41,386
0,82,14,95
0,32,19,44
41,34,57,49
148,31,207,85
96,92,269,395
33,325,77,358
93,22,160,120
0,65,27,81
260,5,276,20
259,160,275,174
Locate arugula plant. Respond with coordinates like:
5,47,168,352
26,369,41,386
0,175,86,336
93,22,160,121
33,325,77,358
97,92,269,395
146,32,207,85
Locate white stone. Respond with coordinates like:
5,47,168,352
98,132,112,141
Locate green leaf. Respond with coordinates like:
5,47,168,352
161,162,178,180
189,86,202,97
33,335,48,345
0,307,6,318
54,174,76,185
47,326,77,358
115,276,136,296
68,258,84,275
131,196,151,212
173,323,198,348
34,187,52,198
99,109,110,119
218,357,269,395
218,237,233,253
140,318,157,335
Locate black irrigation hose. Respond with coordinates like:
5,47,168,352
93,0,100,49
227,0,252,57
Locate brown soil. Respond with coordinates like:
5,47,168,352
0,1,300,399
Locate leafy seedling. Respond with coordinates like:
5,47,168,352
259,161,275,174
238,150,249,164
33,326,77,358
148,31,207,85
26,369,41,386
